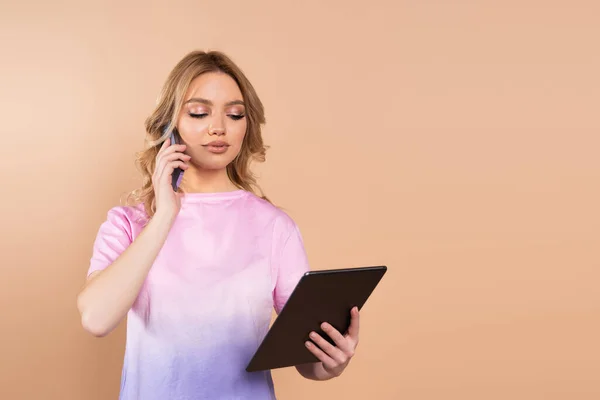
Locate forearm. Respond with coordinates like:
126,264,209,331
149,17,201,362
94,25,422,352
295,362,335,381
77,210,175,337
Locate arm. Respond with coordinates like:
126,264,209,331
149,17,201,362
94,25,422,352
76,210,175,337
270,217,360,380
77,136,189,337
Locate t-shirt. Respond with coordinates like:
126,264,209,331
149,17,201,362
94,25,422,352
87,190,310,400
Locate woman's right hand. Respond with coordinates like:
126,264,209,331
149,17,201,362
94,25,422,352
152,136,191,219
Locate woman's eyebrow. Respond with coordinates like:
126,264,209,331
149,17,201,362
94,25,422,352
184,98,245,107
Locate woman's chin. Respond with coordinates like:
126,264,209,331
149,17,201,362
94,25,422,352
190,160,233,172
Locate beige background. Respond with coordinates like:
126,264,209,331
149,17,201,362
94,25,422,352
1,1,599,399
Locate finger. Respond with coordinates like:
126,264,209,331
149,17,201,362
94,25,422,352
305,341,337,370
320,323,352,354
159,151,191,165
155,152,191,179
157,143,187,160
346,307,360,341
159,136,171,151
154,136,171,159
154,160,189,185
309,331,347,364
156,134,185,161
157,160,189,185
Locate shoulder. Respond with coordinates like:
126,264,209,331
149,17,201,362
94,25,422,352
99,203,148,236
243,192,299,231
242,192,302,244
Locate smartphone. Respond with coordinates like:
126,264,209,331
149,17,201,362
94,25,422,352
169,129,184,191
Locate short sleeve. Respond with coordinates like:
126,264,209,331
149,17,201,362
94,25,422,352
87,207,134,277
272,220,310,314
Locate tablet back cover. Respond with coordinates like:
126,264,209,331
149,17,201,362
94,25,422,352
246,265,387,372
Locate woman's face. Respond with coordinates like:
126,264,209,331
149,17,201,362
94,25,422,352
176,71,247,171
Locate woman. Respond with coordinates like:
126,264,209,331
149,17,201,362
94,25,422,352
76,50,360,399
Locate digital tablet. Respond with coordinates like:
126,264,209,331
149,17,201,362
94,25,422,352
245,265,387,372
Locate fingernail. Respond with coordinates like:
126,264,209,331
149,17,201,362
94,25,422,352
309,332,317,339
305,341,312,347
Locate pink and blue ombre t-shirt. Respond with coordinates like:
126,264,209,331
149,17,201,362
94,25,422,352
87,190,310,400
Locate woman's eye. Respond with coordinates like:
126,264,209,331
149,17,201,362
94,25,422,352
189,113,208,119
229,114,245,121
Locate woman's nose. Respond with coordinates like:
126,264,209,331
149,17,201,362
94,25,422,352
208,123,226,136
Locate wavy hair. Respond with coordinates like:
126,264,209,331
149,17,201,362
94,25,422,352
126,50,269,217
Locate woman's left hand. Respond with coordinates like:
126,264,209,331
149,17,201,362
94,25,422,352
304,306,360,378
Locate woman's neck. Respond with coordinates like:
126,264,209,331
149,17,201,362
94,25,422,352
179,165,239,193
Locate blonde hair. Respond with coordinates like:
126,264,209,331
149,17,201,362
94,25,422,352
127,50,269,217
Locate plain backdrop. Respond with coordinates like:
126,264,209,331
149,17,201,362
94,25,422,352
1,1,599,399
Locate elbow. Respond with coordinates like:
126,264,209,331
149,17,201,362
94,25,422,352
81,311,111,338
77,292,112,338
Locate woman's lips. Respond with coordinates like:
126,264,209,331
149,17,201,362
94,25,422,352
202,141,230,154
